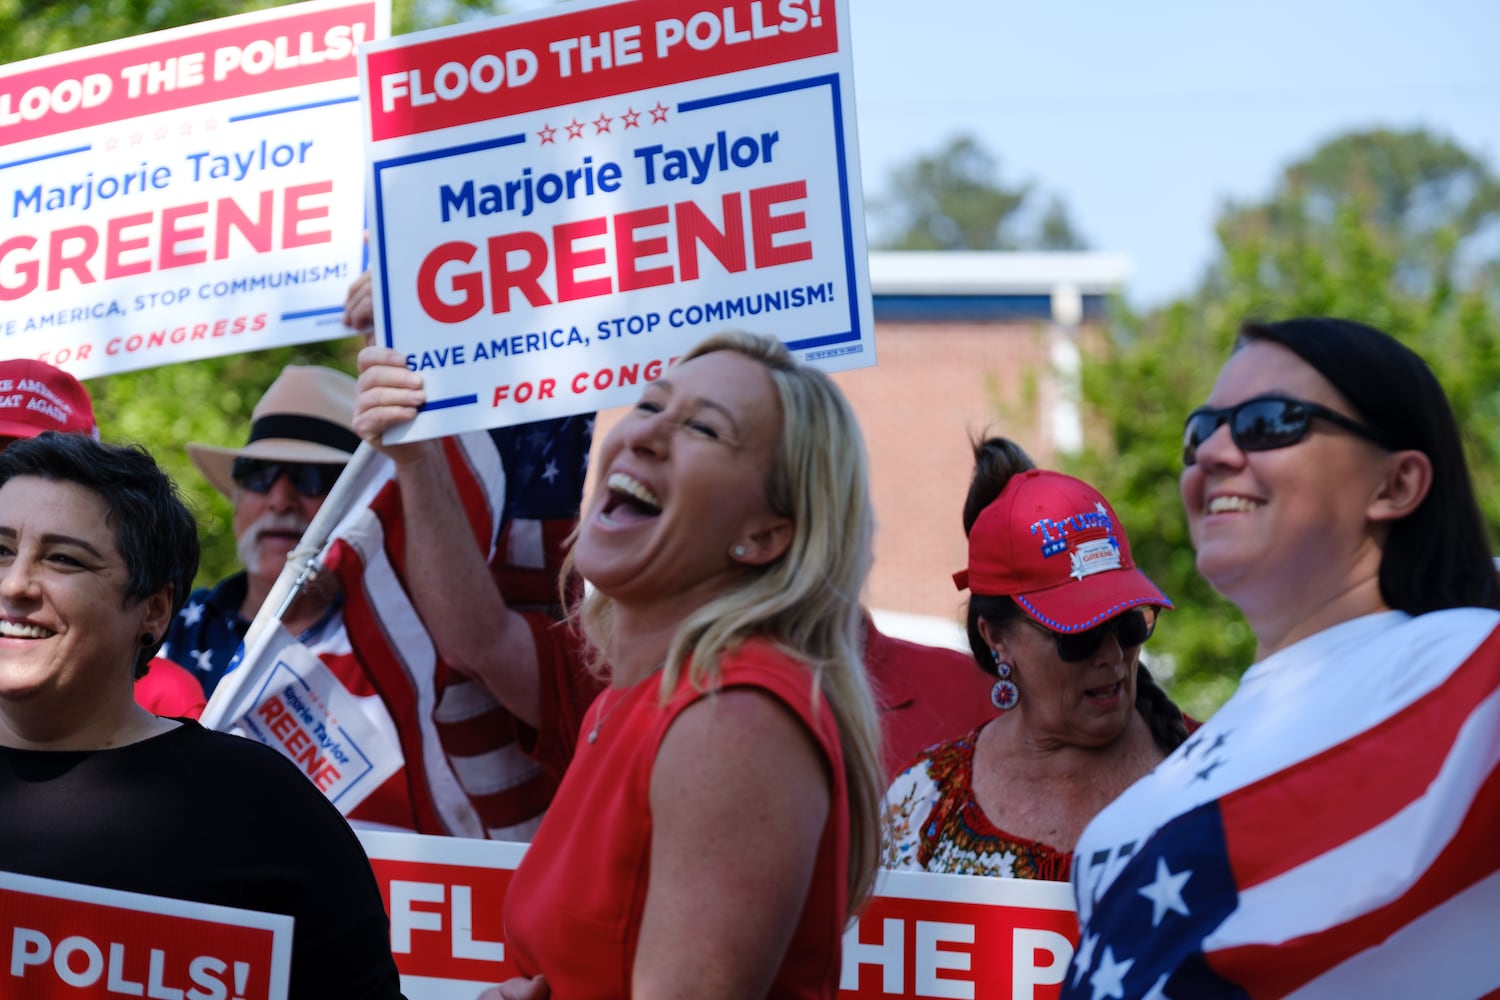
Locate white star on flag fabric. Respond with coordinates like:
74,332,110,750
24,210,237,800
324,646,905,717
1071,932,1099,990
1137,858,1191,927
1089,946,1133,1000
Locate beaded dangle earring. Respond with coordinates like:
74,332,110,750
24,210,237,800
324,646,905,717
990,649,1019,711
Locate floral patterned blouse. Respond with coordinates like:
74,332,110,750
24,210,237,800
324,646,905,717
881,727,1071,881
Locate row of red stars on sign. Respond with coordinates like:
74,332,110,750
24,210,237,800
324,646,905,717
536,102,671,144
88,100,673,150
99,118,221,149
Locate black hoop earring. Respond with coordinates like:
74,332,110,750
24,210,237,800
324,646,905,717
140,633,156,647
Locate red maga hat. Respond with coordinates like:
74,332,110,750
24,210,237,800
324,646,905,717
0,360,98,441
953,468,1172,632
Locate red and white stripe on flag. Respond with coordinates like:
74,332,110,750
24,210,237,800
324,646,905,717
1205,620,1500,997
322,432,555,840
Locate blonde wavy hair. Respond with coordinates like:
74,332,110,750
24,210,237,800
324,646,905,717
569,330,884,915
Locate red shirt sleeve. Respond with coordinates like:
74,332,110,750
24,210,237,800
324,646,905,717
864,623,996,780
134,657,208,720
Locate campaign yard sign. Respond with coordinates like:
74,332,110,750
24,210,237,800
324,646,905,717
360,832,525,1000
840,871,1078,1000
358,0,875,442
0,0,387,378
0,870,293,1000
228,629,404,816
357,830,1079,1000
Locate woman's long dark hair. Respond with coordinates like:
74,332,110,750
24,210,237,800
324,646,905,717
1238,318,1499,613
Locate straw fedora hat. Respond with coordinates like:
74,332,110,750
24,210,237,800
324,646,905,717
187,365,359,498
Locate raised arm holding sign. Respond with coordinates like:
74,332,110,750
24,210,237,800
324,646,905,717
344,0,896,988
353,330,887,997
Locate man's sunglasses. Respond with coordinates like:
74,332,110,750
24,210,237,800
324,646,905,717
1182,395,1390,467
1032,606,1158,663
230,457,344,498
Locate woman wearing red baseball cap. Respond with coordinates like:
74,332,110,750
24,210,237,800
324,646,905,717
883,437,1191,880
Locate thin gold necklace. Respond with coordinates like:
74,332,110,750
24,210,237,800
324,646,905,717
587,660,665,743
586,687,626,744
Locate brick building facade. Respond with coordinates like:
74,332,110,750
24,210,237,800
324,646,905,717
590,250,1130,646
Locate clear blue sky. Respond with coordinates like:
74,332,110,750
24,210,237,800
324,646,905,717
507,0,1500,308
846,0,1500,307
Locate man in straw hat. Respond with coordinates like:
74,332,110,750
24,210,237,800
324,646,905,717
165,365,357,699
170,357,579,839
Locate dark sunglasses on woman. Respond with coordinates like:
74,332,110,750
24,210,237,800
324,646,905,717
1182,395,1391,467
230,457,344,498
1033,606,1158,662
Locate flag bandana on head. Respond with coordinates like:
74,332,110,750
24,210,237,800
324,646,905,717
1064,609,1500,1000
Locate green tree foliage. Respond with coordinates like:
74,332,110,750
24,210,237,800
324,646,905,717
0,0,500,586
1065,128,1500,719
869,133,1088,251
0,0,282,65
88,341,361,593
0,0,500,62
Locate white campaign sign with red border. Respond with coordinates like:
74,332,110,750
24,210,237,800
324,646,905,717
357,0,875,442
0,0,387,379
0,870,293,1000
357,830,1079,1000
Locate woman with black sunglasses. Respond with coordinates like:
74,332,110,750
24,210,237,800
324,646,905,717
882,437,1191,880
1065,318,1500,999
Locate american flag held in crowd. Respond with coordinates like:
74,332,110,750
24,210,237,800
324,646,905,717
206,414,594,840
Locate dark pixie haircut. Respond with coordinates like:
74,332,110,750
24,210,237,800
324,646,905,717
1237,318,1499,614
961,435,1188,753
0,432,200,676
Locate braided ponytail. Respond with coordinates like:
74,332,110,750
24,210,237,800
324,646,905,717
1134,663,1189,753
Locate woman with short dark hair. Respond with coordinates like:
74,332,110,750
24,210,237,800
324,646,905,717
0,432,404,999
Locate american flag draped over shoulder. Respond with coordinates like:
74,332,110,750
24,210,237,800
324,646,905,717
234,415,592,840
1065,609,1500,1000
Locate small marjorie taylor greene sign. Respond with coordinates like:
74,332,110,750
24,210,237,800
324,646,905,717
358,0,876,443
0,869,293,1000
